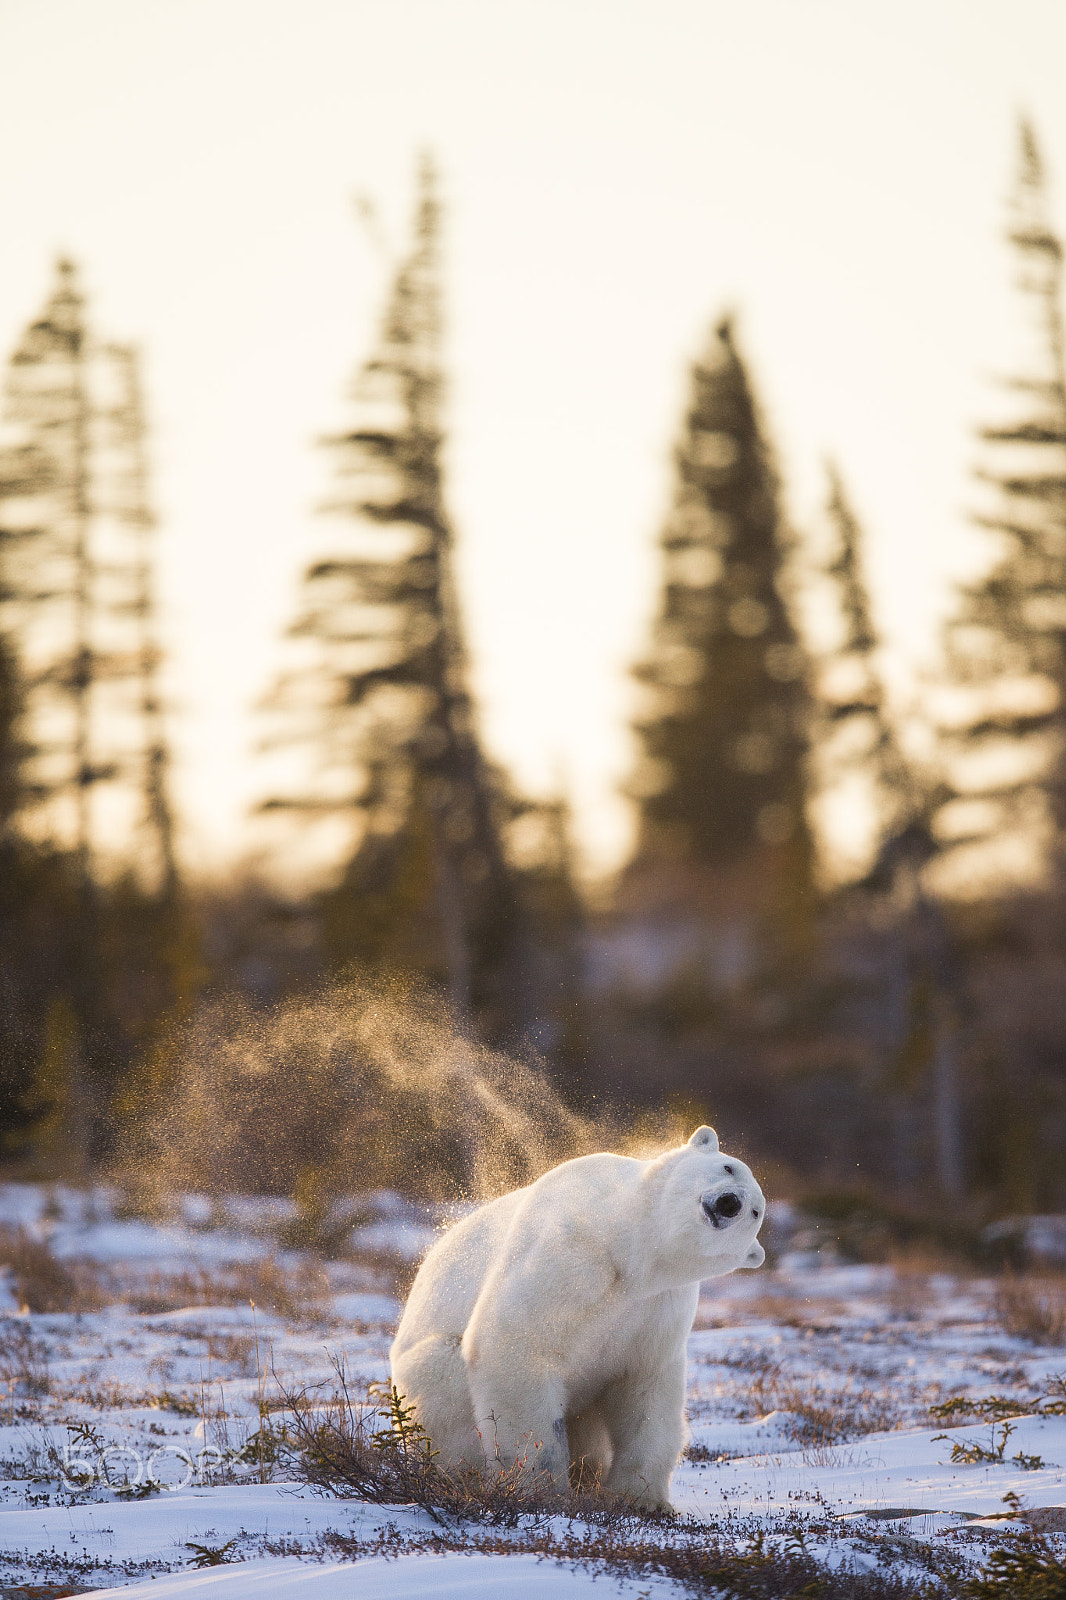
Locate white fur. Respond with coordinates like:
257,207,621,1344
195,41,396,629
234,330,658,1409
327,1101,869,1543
390,1126,765,1510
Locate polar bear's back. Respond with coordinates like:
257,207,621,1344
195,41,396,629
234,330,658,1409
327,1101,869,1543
392,1152,643,1359
391,1186,525,1358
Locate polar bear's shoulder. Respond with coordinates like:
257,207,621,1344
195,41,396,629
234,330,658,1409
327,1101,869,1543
497,1153,648,1254
528,1150,644,1210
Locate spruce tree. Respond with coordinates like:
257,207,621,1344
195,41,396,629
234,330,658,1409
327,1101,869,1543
929,118,1066,1205
939,118,1066,890
625,316,815,971
2,260,96,879
817,464,923,875
0,261,185,1159
817,467,964,1199
263,158,522,1040
0,260,177,892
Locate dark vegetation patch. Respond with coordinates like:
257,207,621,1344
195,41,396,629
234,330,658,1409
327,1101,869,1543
744,1363,900,1446
270,1518,977,1599
0,1228,99,1314
961,1541,1066,1598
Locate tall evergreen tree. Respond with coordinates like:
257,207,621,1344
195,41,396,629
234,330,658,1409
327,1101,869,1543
816,464,926,876
0,260,177,892
263,158,523,1040
938,118,1066,891
2,261,96,880
817,467,965,1199
926,117,1066,1206
0,260,185,1159
624,316,815,970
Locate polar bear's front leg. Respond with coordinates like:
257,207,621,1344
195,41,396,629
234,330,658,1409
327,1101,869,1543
463,1348,570,1488
600,1356,687,1511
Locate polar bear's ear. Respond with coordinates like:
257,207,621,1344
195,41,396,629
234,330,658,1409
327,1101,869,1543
688,1126,719,1152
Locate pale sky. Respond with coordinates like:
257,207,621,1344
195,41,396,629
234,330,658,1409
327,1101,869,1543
0,0,1064,879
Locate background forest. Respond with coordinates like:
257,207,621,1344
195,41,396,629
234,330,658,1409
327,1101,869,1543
2,29,1066,1249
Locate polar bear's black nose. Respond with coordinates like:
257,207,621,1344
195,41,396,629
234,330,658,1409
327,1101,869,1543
703,1190,743,1225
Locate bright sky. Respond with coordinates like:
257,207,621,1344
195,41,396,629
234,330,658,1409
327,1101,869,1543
0,0,1064,879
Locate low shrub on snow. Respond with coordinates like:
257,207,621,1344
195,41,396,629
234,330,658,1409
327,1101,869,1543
962,1541,1066,1598
0,1224,100,1314
278,1363,637,1527
994,1275,1066,1346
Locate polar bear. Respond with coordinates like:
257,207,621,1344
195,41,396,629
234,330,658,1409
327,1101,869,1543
390,1127,765,1510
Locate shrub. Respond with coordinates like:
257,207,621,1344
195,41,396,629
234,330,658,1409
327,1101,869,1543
994,1276,1066,1346
0,1226,98,1314
279,1361,641,1527
963,1542,1066,1598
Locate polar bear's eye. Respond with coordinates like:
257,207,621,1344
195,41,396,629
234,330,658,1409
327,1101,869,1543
723,1164,735,1176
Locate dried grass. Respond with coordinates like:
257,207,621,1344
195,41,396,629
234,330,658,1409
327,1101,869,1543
0,1240,396,1331
994,1274,1066,1347
720,1294,817,1329
746,1363,900,1445
123,1256,330,1320
296,1518,963,1599
882,1259,938,1322
0,1317,50,1402
0,1225,101,1313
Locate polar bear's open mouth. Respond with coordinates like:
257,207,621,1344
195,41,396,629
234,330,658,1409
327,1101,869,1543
701,1189,744,1228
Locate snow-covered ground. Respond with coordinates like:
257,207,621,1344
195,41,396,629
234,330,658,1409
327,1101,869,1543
0,1183,1064,1596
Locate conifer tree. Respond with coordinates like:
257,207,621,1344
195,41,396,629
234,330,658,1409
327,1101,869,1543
939,118,1066,890
625,316,816,970
818,467,964,1198
0,261,184,1157
1,261,96,879
817,465,923,874
927,118,1066,1205
821,468,898,803
263,159,522,1040
0,261,177,892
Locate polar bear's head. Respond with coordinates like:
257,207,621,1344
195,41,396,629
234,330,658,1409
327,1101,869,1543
648,1125,766,1282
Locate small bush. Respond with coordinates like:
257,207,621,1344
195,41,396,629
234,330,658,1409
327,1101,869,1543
0,1226,98,1314
792,1187,984,1266
126,1257,329,1320
0,1317,50,1399
279,1363,639,1527
995,1276,1066,1346
963,1542,1066,1598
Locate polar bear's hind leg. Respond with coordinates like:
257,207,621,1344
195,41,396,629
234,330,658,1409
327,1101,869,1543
390,1334,483,1472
